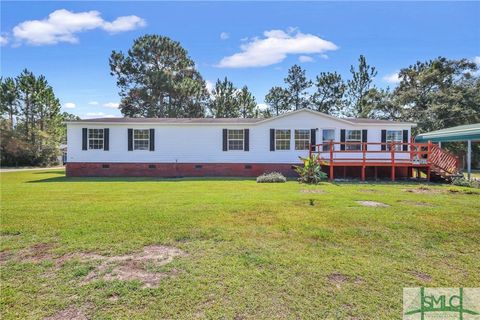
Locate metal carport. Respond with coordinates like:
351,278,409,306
415,123,480,179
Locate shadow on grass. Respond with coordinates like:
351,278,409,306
32,170,65,175
28,176,257,183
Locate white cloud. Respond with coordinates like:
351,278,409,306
220,32,229,40
217,28,337,68
103,102,120,109
473,56,480,65
382,72,400,84
84,112,117,118
0,35,8,46
102,15,146,33
63,102,76,109
298,55,314,63
88,101,99,105
319,53,329,59
12,9,145,45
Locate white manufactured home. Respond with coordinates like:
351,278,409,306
65,109,441,180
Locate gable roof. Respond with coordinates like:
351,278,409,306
66,108,416,126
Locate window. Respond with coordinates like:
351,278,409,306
275,129,291,150
322,129,335,151
386,130,403,150
228,129,244,150
295,129,310,150
346,130,362,151
88,129,104,150
133,129,150,150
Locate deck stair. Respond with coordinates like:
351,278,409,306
420,144,461,182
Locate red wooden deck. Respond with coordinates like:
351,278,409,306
309,140,460,182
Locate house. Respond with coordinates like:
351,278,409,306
66,109,464,180
66,109,441,180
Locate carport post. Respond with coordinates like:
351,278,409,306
467,140,472,180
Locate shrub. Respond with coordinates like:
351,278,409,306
256,172,287,183
294,154,328,184
451,177,480,188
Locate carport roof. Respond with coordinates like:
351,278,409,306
415,123,480,142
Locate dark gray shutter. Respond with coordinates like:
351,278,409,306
104,128,109,151
222,129,228,151
82,128,87,150
310,129,316,151
149,129,155,151
270,129,275,151
340,129,346,151
402,130,408,151
244,129,249,151
381,130,387,151
128,129,133,151
362,129,367,150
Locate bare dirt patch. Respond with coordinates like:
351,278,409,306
300,189,326,194
0,251,13,263
355,201,390,207
398,200,433,207
81,245,186,288
402,186,442,194
44,306,87,320
327,272,363,289
20,243,56,262
448,188,480,195
409,270,432,282
359,189,378,194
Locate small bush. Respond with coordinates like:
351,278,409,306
451,177,480,188
256,172,287,183
294,154,328,184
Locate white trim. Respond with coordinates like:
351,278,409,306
87,128,104,150
227,129,244,151
133,129,150,151
275,129,291,151
294,128,311,151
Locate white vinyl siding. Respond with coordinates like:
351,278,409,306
67,109,413,164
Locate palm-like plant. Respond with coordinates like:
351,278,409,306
294,154,328,184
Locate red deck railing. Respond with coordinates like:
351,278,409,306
309,141,460,181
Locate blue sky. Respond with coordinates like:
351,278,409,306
1,1,479,118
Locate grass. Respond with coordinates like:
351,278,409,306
1,169,479,319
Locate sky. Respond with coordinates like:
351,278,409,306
1,1,479,119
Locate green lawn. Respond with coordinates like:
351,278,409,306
1,170,479,319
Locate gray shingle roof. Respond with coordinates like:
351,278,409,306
68,117,262,124
66,109,415,125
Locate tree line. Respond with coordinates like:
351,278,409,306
0,70,78,166
110,35,480,136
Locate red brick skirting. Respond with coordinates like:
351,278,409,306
66,162,298,177
66,162,411,179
